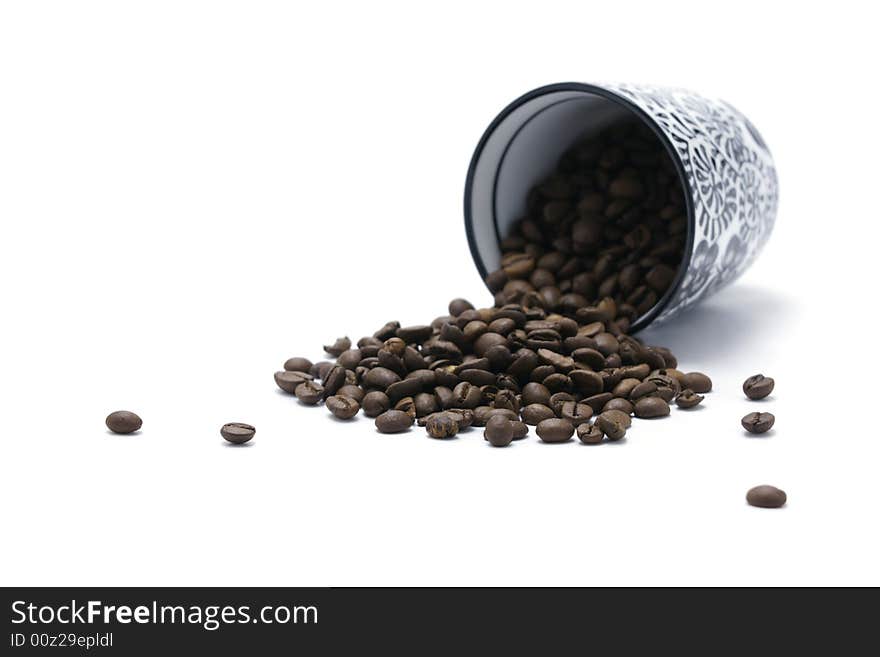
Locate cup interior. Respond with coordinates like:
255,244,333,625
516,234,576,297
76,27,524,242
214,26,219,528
464,83,693,331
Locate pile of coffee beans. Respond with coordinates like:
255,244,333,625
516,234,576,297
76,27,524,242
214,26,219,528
276,296,712,447
483,121,687,330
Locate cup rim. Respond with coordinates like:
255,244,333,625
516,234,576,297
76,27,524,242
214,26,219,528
463,81,696,332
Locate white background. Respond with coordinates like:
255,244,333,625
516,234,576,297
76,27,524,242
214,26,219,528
1,1,877,586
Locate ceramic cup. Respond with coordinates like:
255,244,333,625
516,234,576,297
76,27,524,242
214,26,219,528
464,82,778,331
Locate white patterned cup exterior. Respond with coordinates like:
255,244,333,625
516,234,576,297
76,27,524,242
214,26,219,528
464,82,779,330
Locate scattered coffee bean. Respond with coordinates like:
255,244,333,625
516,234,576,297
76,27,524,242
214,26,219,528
484,415,514,447
375,409,413,433
746,485,786,508
536,418,575,443
284,357,313,373
675,388,703,409
105,410,142,434
327,395,360,420
220,422,255,444
741,411,775,434
634,396,670,418
361,391,390,417
577,422,604,444
274,370,313,394
426,412,459,439
743,374,774,400
295,380,324,404
596,410,628,441
324,336,351,357
681,371,712,393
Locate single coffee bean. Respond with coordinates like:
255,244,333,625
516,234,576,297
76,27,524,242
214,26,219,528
521,403,556,425
602,398,634,415
682,371,712,393
337,384,365,403
426,412,459,439
577,422,604,444
375,409,413,434
448,298,475,316
324,336,351,357
675,388,703,409
559,401,594,426
536,418,575,443
362,367,401,390
321,365,347,399
484,415,514,447
385,377,423,403
105,410,142,434
295,380,325,405
452,381,483,408
634,397,670,418
445,408,475,429
394,396,417,419
510,420,529,440
361,391,391,417
396,325,433,344
521,382,551,406
414,392,438,418
743,374,774,400
582,393,614,414
596,411,629,440
746,485,787,508
327,395,360,420
274,370,313,394
284,356,313,373
629,380,658,401
220,422,255,444
310,361,333,380
337,348,362,371
741,411,775,434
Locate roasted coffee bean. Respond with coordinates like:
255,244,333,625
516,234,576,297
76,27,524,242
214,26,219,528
743,374,774,400
602,398,634,415
295,380,325,405
362,367,401,390
375,410,413,433
559,401,594,426
612,377,642,398
536,418,575,443
274,370,314,394
577,422,604,444
385,377,423,403
434,386,454,409
284,357,313,373
446,408,475,429
493,389,519,412
746,485,787,509
362,391,390,417
414,393,438,418
396,325,433,344
337,385,365,403
310,361,333,380
583,393,614,414
634,396,670,418
382,337,407,357
459,368,497,387
510,421,529,440
327,395,360,420
373,321,400,341
337,348,362,371
452,381,482,408
521,403,556,425
675,389,703,409
426,412,459,439
596,411,628,441
484,415,514,447
449,298,475,316
572,348,605,370
521,382,551,406
569,369,604,396
220,422,255,444
105,410,142,434
741,411,775,434
324,336,351,357
682,371,712,393
321,365,347,399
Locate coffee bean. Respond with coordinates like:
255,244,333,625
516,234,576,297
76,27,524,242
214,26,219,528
362,367,401,390
375,409,413,434
510,420,529,440
385,377,423,403
310,361,333,380
634,397,670,418
361,391,390,417
426,412,459,439
220,422,255,444
295,380,325,405
396,325,433,344
327,395,360,420
337,384,365,403
105,410,142,434
448,298,475,316
324,336,351,357
521,382,551,406
746,485,787,508
602,398,634,415
321,365,347,399
452,381,483,408
373,321,400,341
521,403,556,425
559,401,594,426
675,389,703,409
336,349,362,371
582,393,613,414
445,408,475,429
274,370,313,394
743,374,774,400
629,380,657,401
569,369,604,396
414,392,438,418
682,372,712,393
596,410,628,440
741,411,775,434
484,415,514,447
577,422,604,444
536,418,575,443
284,357,313,373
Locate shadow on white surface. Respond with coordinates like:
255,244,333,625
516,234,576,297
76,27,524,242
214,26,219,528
639,283,798,365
